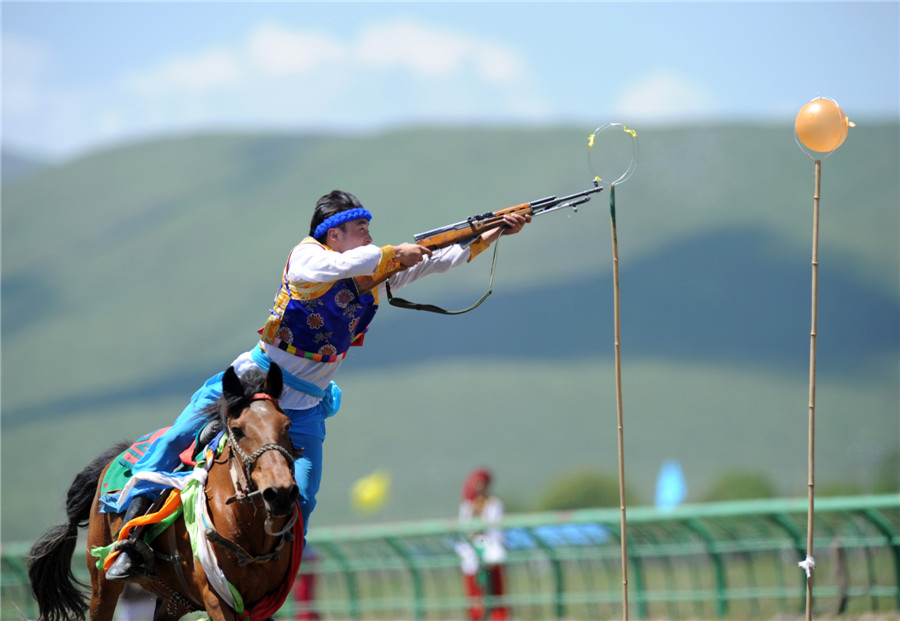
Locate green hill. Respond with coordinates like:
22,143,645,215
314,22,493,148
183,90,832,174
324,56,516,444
1,150,48,182
2,123,897,542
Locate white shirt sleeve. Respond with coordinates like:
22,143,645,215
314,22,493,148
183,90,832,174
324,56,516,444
286,242,383,283
285,239,476,291
384,244,472,293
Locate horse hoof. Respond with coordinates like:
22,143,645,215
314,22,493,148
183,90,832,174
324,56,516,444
105,549,140,581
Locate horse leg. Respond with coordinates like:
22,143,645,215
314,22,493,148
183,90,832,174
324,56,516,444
87,505,127,621
153,595,189,621
153,597,173,621
87,577,125,621
197,583,239,621
86,456,135,621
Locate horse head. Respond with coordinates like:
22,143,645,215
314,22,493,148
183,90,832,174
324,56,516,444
220,363,300,519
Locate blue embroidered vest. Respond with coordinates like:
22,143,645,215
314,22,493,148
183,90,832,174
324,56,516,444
260,240,379,362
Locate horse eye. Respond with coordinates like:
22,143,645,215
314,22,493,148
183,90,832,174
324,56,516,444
231,426,245,441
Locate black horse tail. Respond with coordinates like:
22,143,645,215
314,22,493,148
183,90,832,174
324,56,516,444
27,441,129,621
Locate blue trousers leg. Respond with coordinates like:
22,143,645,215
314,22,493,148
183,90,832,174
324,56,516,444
133,372,224,474
288,429,324,539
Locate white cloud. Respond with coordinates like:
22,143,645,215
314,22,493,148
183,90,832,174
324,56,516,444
122,19,526,99
358,21,461,75
110,18,535,137
474,46,523,84
356,20,523,84
5,19,535,157
2,34,51,114
613,71,717,123
125,49,245,96
248,23,347,76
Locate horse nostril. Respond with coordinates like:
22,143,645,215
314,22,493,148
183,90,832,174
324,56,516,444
263,487,279,505
262,485,299,516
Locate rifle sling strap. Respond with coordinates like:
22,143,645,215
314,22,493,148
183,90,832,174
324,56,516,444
385,235,502,315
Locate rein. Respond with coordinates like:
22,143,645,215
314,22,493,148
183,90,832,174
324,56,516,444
205,503,298,567
206,392,298,566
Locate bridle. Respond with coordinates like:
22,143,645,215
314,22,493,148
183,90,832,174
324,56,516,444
226,393,296,480
208,392,299,565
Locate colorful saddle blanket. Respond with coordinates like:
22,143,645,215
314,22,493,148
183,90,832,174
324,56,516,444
101,427,204,496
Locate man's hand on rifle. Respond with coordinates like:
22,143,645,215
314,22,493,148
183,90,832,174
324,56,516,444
479,212,531,245
392,242,433,267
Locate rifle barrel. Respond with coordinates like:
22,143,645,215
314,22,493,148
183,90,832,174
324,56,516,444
531,186,603,214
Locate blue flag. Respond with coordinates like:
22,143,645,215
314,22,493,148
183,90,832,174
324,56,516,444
655,460,687,511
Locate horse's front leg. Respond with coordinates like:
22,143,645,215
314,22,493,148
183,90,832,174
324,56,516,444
199,584,239,621
152,595,197,621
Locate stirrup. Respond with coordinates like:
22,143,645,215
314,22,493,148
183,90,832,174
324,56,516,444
106,494,158,580
106,539,154,580
106,547,138,581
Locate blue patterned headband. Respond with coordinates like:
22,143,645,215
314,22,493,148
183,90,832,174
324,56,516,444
314,207,372,239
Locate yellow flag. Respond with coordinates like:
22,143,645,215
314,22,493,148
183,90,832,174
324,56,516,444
350,469,391,514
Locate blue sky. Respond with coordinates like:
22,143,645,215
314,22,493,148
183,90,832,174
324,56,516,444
3,1,898,160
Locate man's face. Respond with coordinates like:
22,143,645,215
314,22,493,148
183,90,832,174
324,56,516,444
328,218,372,252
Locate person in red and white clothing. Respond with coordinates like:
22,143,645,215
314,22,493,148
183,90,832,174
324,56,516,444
456,468,510,621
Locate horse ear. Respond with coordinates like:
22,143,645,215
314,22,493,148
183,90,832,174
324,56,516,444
222,366,244,400
265,362,284,399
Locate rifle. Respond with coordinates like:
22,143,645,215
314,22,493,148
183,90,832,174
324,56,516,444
355,185,603,296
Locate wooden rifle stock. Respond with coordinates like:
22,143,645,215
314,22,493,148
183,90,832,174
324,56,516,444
416,202,531,249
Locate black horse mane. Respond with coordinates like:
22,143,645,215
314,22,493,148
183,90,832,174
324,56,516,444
197,366,272,433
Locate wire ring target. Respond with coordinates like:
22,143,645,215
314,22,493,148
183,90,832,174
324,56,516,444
588,123,640,187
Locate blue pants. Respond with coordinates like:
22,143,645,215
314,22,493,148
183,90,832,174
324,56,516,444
130,372,325,537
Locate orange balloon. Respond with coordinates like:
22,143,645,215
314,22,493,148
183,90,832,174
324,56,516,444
795,98,852,152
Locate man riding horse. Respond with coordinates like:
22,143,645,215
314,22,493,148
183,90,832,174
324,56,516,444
105,189,530,580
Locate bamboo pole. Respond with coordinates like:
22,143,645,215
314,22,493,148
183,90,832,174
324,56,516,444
610,184,629,621
804,159,821,621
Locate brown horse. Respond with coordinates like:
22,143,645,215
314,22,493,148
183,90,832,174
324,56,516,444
27,363,303,621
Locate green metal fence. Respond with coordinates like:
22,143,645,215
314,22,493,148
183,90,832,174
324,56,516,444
3,495,898,620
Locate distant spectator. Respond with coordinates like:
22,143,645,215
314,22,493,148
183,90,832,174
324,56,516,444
455,468,509,621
